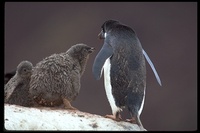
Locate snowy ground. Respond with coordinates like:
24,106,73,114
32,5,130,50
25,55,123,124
4,104,145,131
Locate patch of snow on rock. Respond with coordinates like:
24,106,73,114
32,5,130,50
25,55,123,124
4,104,144,131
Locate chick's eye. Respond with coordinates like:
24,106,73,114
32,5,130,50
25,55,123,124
23,68,27,72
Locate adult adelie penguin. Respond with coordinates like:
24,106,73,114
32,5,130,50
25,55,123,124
92,20,161,130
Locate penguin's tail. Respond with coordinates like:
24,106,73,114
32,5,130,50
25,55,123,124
135,115,144,129
126,109,145,130
126,89,145,129
127,106,144,128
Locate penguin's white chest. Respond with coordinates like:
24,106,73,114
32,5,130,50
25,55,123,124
103,58,122,115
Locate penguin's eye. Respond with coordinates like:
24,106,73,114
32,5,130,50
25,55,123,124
102,28,105,33
23,68,27,72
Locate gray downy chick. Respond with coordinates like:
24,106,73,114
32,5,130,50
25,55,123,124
4,61,34,107
29,43,94,109
4,70,16,84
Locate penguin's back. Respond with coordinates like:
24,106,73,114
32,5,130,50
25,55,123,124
29,53,81,105
110,39,146,108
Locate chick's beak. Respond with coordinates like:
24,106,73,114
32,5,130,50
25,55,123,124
88,47,95,53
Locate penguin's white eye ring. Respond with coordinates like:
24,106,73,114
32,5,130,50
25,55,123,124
104,32,107,38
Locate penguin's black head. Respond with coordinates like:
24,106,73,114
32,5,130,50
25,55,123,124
17,61,33,78
98,20,119,39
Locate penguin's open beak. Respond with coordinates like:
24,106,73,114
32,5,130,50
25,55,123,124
88,47,95,53
98,30,105,39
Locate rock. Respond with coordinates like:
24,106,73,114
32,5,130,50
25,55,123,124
4,104,146,131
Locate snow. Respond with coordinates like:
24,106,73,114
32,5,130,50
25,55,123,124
4,104,145,131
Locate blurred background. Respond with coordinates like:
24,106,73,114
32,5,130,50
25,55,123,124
4,2,197,131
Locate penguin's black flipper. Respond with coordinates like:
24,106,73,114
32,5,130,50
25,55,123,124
142,49,162,86
92,42,113,80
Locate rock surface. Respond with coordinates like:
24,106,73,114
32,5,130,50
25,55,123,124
4,104,145,131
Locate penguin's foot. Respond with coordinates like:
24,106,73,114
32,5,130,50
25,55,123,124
126,116,146,130
64,105,77,110
62,97,78,110
105,114,122,121
125,118,136,124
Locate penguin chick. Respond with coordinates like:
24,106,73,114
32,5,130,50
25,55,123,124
93,20,161,130
4,70,16,84
29,43,94,110
4,61,34,107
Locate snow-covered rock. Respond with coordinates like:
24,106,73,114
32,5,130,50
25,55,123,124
4,104,145,131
